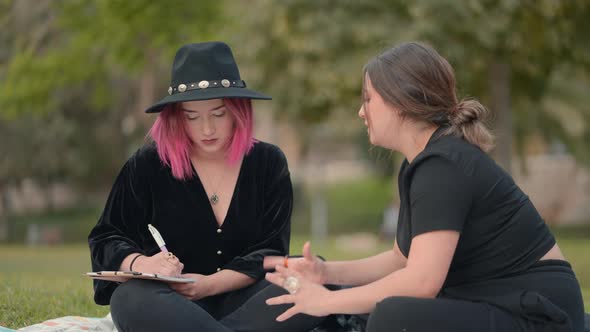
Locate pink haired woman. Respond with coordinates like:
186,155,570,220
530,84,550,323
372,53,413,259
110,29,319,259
88,42,323,331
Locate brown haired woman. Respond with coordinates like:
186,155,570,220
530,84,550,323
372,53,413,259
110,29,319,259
264,42,585,332
88,42,324,331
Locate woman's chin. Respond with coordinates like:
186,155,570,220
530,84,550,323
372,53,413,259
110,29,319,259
194,144,227,158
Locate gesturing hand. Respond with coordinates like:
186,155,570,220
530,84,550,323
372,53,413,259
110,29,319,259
265,265,332,322
133,252,184,277
263,241,327,284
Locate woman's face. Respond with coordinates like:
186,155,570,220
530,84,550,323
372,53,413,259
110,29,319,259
358,76,402,149
181,99,235,158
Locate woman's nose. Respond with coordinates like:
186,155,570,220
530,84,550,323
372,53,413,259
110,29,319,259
358,106,365,119
201,117,215,135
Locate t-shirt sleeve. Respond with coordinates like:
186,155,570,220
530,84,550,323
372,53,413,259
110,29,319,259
409,156,472,237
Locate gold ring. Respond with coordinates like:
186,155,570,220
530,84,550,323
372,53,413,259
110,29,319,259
283,276,300,294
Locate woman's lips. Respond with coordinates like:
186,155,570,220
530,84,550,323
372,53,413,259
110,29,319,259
202,139,218,145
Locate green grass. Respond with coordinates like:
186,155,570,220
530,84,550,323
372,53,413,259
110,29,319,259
0,235,588,329
0,246,109,328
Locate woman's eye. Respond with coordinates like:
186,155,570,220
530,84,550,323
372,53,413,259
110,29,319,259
212,111,226,117
187,115,199,120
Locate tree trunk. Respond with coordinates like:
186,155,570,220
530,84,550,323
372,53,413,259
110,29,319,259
310,184,328,244
306,125,328,244
489,61,512,173
0,186,11,241
136,47,158,128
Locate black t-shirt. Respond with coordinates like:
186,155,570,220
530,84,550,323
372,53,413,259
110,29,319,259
396,127,555,288
88,141,292,305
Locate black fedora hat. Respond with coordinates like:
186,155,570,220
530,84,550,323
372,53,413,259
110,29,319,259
145,41,271,113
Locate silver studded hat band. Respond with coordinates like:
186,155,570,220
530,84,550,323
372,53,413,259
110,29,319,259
168,79,247,95
144,42,271,113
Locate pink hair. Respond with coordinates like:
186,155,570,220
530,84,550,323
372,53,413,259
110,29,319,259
147,98,255,180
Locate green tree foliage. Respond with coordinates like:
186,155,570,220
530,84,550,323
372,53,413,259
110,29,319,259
229,0,411,176
240,0,590,170
0,0,224,190
1,0,223,117
1,0,589,190
235,0,409,125
407,0,590,170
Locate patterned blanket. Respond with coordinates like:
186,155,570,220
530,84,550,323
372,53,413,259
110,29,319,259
8,314,116,332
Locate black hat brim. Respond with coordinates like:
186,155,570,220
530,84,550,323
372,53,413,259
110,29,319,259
145,87,272,113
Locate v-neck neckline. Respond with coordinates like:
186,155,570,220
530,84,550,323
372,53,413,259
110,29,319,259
190,155,247,228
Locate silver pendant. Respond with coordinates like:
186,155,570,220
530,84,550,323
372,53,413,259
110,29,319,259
210,193,219,205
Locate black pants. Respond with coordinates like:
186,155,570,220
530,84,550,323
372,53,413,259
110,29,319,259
110,279,324,332
366,260,585,332
366,296,522,331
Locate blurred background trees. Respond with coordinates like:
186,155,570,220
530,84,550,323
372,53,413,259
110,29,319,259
1,0,589,242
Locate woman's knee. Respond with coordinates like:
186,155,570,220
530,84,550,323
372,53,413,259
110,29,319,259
111,280,146,304
374,296,424,316
110,280,168,321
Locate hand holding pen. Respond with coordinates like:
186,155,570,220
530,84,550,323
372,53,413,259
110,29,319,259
128,224,184,276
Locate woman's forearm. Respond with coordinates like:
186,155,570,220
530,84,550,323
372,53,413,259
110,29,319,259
205,269,256,297
324,249,405,286
324,266,438,315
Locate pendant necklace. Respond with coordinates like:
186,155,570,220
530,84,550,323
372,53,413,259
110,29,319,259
210,192,220,205
193,159,224,206
208,171,223,205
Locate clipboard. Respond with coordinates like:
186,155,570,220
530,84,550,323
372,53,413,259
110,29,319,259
86,271,195,283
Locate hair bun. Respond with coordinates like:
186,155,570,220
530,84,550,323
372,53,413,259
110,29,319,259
450,99,485,126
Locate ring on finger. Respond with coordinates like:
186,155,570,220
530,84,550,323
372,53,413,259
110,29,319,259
283,276,300,294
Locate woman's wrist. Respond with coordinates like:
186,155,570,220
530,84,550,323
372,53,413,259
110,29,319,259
321,287,337,315
199,275,216,297
129,253,144,271
203,270,254,297
120,252,144,271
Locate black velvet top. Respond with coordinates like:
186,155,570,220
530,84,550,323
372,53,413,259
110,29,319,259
396,127,555,287
88,141,293,305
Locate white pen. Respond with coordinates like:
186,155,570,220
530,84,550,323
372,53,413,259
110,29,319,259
148,224,169,253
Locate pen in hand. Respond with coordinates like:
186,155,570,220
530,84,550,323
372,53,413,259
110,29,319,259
148,224,184,276
148,224,169,253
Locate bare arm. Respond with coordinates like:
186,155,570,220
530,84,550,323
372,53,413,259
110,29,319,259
264,241,407,286
266,230,459,320
171,269,256,300
323,241,407,286
121,252,183,276
324,230,459,314
201,270,256,296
